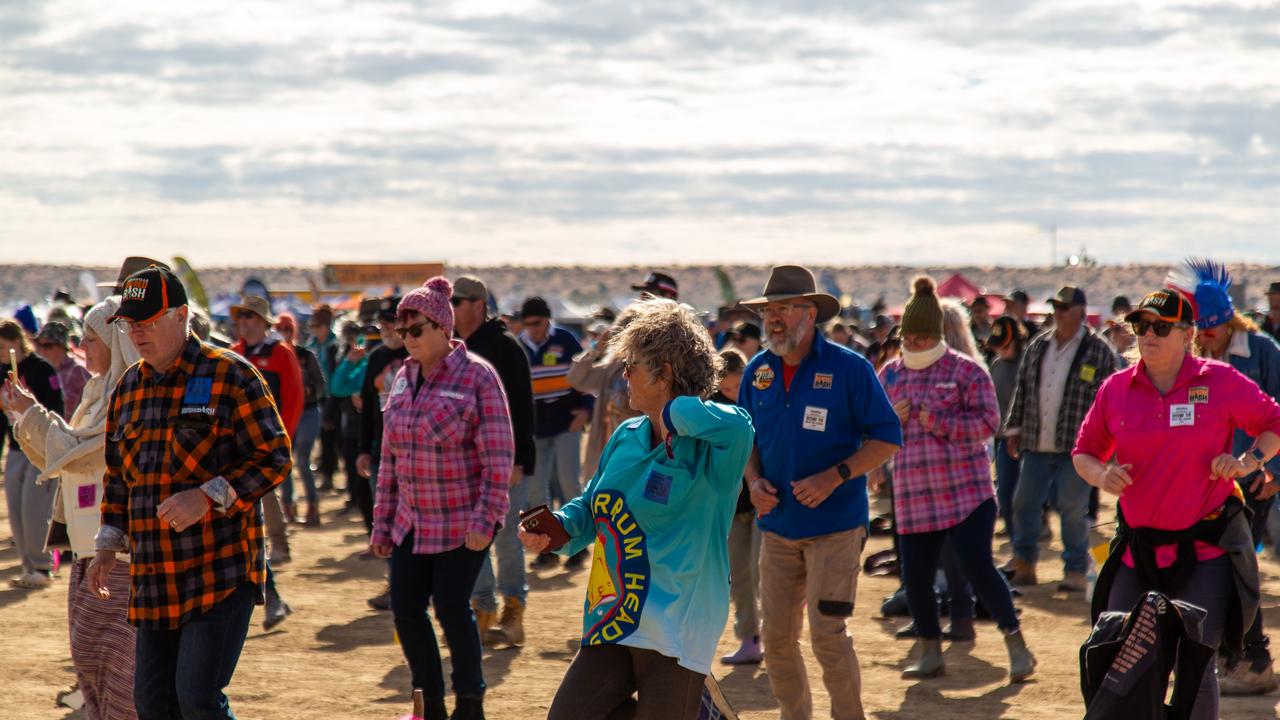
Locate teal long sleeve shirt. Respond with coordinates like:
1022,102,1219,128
329,356,369,399
553,396,754,674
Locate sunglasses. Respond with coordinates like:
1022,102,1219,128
450,297,474,307
1130,318,1187,337
394,319,440,339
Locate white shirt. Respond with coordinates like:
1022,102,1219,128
1036,324,1085,452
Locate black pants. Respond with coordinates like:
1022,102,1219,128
1234,475,1274,667
318,397,342,481
549,644,705,720
339,400,371,531
390,534,488,700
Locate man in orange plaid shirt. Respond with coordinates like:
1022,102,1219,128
86,265,291,720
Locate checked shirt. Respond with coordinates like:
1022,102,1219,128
1004,327,1120,453
100,336,291,628
372,341,514,555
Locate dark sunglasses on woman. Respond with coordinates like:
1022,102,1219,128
1129,318,1185,337
394,319,440,339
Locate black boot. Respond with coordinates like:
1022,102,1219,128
412,689,448,720
449,695,485,720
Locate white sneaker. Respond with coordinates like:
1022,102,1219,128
12,571,52,589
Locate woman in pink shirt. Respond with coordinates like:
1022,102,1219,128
369,277,515,720
1073,288,1280,720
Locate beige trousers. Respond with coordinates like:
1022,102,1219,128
759,526,867,720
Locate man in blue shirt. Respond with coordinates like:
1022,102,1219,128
737,266,902,720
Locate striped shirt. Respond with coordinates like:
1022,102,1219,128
372,341,515,555
99,336,291,628
879,349,1001,534
519,326,592,437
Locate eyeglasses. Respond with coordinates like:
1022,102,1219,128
117,309,177,334
394,319,440,339
1130,318,1187,337
760,303,814,318
450,297,473,307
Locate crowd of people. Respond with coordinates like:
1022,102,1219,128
3,255,1280,719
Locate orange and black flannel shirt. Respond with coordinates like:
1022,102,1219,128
100,335,292,628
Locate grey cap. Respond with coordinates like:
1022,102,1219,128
453,276,488,302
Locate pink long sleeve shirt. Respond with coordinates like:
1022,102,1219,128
372,341,515,555
879,349,1001,534
1073,354,1280,567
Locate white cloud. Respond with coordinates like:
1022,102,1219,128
1,0,1278,265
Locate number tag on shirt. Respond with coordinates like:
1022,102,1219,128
1079,364,1097,382
1169,404,1195,427
392,376,408,396
542,352,558,366
643,468,673,504
802,406,828,432
77,485,96,509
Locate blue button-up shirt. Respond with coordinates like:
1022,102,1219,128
738,333,902,540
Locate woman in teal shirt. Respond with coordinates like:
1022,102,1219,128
520,299,754,720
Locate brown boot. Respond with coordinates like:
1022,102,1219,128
472,600,497,642
303,504,321,527
1009,558,1037,587
487,596,526,648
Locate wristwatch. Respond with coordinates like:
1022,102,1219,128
1250,447,1267,470
836,462,853,482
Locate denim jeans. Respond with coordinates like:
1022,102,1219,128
1106,556,1231,720
993,438,1021,531
473,477,530,612
4,449,56,574
899,500,1019,639
134,581,256,720
390,533,488,699
530,432,583,509
1013,451,1090,573
283,404,321,507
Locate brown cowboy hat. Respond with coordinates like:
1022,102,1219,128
739,265,840,322
229,294,277,324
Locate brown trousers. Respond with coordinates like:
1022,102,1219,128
759,526,867,720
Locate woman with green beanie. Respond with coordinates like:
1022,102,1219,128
878,276,1036,682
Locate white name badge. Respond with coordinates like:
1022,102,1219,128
1169,404,1195,427
803,406,829,432
392,376,408,396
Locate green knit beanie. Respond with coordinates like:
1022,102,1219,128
901,276,944,339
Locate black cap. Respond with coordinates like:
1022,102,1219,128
984,316,1029,351
1047,286,1087,309
1004,289,1029,305
732,322,762,341
1111,295,1133,314
630,272,679,299
377,296,402,322
970,295,991,309
1267,282,1280,296
1124,289,1194,325
520,296,552,319
98,256,171,294
107,265,188,324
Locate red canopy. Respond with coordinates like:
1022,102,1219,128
936,273,1005,315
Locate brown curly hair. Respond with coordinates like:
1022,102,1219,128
614,299,723,399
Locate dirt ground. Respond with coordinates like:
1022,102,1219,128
3,480,1279,720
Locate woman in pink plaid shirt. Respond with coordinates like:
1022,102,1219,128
878,276,1036,683
370,277,515,720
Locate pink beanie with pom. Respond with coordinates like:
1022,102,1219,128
398,276,455,337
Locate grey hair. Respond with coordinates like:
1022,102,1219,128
613,299,723,399
940,298,987,370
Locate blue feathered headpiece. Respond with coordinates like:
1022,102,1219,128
1165,258,1233,330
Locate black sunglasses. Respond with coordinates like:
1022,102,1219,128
450,297,473,307
1130,318,1185,337
394,319,440,339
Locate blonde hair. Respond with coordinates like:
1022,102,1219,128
614,299,723,399
1191,312,1255,357
940,299,986,369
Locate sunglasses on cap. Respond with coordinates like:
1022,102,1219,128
393,319,440,339
1130,318,1189,338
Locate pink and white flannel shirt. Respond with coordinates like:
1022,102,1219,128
1073,355,1280,567
879,349,1001,534
372,341,515,555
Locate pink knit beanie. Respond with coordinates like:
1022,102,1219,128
398,276,455,337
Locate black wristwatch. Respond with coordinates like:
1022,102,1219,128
836,462,853,482
1250,447,1267,469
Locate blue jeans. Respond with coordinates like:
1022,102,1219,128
283,404,321,507
1106,556,1231,720
134,581,256,720
390,533,488,699
530,432,582,509
1013,451,1090,573
994,438,1021,530
899,500,1018,639
473,477,530,612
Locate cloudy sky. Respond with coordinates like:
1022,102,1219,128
2,0,1278,267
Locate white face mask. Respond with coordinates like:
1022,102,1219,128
902,341,947,370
